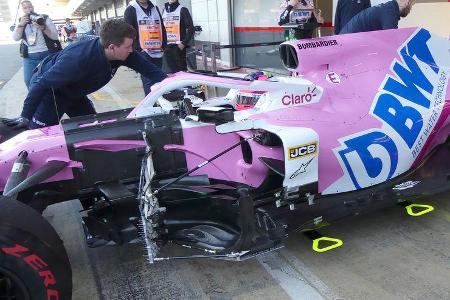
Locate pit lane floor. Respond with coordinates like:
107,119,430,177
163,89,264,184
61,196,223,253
1,65,449,300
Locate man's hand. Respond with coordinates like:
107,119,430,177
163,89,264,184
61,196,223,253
314,9,324,24
19,15,29,27
288,0,299,6
2,117,30,129
32,21,46,31
178,43,185,51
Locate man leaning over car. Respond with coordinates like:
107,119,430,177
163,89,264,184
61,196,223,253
3,19,167,129
339,0,415,34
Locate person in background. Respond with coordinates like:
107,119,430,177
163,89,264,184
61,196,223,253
3,19,166,129
76,17,94,41
62,18,77,43
92,22,99,35
334,0,371,35
339,0,416,34
278,0,324,40
12,0,60,89
124,0,167,95
161,0,195,73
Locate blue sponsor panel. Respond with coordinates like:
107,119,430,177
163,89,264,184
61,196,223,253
373,94,424,148
338,131,398,189
336,29,446,190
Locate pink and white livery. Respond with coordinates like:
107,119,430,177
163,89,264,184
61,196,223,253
0,27,449,299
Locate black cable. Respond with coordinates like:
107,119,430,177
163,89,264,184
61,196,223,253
152,134,259,196
12,0,21,27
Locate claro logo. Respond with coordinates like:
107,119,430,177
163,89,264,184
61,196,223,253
282,87,317,105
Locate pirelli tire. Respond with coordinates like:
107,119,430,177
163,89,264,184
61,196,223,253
0,197,72,299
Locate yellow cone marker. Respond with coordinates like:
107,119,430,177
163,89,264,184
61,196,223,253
405,204,434,217
312,237,343,253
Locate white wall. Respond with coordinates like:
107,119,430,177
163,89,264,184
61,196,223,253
191,0,232,66
233,1,282,27
399,3,450,38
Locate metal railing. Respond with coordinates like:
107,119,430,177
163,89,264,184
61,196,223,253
198,21,324,73
200,41,284,73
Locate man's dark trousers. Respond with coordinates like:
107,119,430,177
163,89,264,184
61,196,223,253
27,72,96,129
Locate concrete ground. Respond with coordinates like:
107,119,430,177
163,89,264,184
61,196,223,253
1,63,449,300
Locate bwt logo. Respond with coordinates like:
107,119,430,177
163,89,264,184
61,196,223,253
282,87,317,105
288,142,317,160
336,29,448,190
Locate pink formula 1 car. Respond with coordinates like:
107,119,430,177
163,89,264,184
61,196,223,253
1,27,449,299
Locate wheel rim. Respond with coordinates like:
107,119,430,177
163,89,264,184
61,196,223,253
0,267,30,300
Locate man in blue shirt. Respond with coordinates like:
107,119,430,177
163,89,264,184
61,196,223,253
339,0,416,35
4,19,167,129
334,0,371,34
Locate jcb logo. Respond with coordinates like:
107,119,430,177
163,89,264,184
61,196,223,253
288,142,317,160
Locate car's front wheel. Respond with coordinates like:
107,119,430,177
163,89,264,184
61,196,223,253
0,198,72,299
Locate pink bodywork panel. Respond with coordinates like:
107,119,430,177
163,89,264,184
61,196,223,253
1,28,448,194
252,28,449,192
159,28,449,192
165,126,283,187
0,125,80,190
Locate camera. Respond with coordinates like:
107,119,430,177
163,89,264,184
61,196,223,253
28,13,45,26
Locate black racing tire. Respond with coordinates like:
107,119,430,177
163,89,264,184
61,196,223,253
0,198,72,299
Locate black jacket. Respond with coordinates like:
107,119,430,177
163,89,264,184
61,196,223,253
21,38,166,120
124,2,167,52
163,2,195,47
334,0,371,34
339,0,400,34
